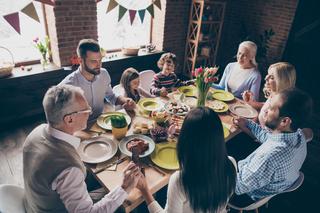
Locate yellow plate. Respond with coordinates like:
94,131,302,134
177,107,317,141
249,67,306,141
97,112,131,130
212,90,235,102
223,125,230,138
207,100,229,113
178,85,197,97
151,142,179,170
138,98,164,112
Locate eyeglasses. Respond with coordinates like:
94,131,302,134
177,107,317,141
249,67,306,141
65,106,93,116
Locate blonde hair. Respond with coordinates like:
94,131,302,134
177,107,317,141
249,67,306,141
238,41,258,67
264,62,296,97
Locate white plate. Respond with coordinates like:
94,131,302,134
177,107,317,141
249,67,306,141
119,134,155,158
78,136,118,164
229,104,258,119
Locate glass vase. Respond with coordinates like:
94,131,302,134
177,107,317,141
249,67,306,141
197,88,208,107
41,54,49,70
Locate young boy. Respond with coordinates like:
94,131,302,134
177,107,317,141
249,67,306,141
150,53,190,97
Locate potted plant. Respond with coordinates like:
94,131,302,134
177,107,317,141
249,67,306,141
110,115,128,140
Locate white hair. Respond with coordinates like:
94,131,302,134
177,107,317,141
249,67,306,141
42,84,84,127
239,41,258,67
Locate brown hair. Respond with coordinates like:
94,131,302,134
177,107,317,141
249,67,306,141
120,67,140,102
77,39,100,59
157,52,177,69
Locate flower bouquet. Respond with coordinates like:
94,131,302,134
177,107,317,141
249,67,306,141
192,67,219,107
33,36,50,68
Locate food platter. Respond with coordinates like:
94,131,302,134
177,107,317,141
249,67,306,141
207,100,229,113
119,134,155,157
164,101,190,116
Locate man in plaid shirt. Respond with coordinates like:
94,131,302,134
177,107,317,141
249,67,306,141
230,88,313,207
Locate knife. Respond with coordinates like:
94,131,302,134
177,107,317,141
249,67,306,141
95,156,129,174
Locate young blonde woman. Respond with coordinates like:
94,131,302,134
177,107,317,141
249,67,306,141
212,41,261,100
242,62,313,141
243,62,296,108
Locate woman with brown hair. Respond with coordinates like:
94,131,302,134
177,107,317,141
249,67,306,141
137,107,236,213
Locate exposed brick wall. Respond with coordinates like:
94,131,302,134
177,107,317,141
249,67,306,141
217,0,299,74
46,0,98,67
153,0,191,75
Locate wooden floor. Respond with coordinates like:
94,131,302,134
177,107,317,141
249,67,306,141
0,118,43,186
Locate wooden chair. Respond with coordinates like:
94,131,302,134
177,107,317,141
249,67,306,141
0,184,26,213
228,172,305,213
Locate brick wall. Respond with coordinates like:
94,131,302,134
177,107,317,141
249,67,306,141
46,0,98,67
217,0,299,74
153,0,191,75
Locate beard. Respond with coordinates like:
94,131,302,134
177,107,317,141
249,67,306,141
84,62,100,75
265,117,282,130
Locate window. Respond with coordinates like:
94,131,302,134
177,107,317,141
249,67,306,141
0,0,47,64
97,0,151,51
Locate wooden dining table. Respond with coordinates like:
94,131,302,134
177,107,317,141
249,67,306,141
78,89,243,212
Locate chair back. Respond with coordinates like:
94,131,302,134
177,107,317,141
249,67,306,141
0,184,26,213
228,172,305,211
112,84,125,97
283,171,304,193
139,70,155,94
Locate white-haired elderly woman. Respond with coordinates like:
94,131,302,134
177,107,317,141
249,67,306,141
213,41,262,100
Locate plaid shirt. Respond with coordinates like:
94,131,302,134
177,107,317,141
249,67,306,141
235,120,307,200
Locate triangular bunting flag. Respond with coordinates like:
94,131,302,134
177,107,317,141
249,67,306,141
129,10,136,25
154,0,161,10
34,0,55,6
138,9,146,23
106,0,118,13
118,5,127,21
21,2,40,22
3,12,20,34
147,4,154,18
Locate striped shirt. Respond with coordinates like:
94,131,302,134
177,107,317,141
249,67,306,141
235,120,307,200
150,72,185,96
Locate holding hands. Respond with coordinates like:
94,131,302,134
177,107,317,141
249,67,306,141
242,90,254,103
121,162,143,193
233,116,248,131
160,87,168,97
122,98,136,110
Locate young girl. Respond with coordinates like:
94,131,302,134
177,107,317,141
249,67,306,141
150,53,191,97
120,67,153,102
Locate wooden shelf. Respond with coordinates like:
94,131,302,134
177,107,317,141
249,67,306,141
183,0,226,76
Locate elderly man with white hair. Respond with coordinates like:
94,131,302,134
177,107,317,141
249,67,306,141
212,41,262,100
23,84,141,213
